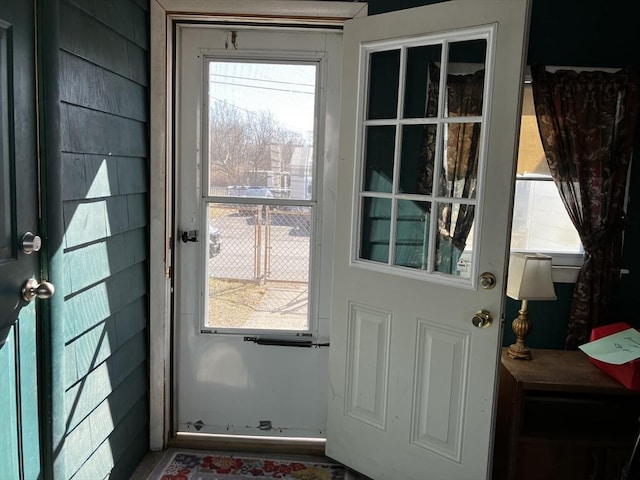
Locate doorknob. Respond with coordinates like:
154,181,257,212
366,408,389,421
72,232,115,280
22,278,55,302
472,309,493,328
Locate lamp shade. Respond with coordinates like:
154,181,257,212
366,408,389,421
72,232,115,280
506,253,557,301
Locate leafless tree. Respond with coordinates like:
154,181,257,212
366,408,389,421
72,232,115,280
208,100,305,189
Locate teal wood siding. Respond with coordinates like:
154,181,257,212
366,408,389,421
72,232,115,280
54,0,149,478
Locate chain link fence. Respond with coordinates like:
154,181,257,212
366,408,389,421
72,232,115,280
205,204,311,330
207,204,311,284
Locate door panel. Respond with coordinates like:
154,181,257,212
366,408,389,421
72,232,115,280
0,0,42,477
327,1,530,479
175,25,343,438
0,0,39,339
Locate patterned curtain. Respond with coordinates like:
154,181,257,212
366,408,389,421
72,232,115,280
417,63,484,274
531,65,640,349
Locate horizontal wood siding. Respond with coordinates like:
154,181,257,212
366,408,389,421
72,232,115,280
56,0,149,479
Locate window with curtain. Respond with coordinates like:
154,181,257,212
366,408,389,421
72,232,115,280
526,65,640,348
510,83,584,268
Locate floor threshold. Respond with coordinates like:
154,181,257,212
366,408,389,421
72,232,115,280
169,431,327,457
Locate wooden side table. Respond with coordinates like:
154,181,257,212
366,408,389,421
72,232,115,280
493,348,640,480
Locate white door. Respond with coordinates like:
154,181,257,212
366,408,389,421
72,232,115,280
326,1,530,479
174,24,343,438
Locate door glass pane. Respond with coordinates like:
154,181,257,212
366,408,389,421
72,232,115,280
207,61,316,200
435,202,474,276
204,59,317,332
446,39,486,118
439,122,480,199
205,202,311,331
367,50,400,120
394,199,430,269
355,33,488,283
403,44,442,119
360,197,391,263
363,125,395,193
399,124,436,195
0,27,12,260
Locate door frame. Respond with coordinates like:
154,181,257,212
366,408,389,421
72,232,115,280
37,0,63,478
149,0,368,451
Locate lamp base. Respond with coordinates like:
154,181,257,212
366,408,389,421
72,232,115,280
507,343,531,360
507,302,532,360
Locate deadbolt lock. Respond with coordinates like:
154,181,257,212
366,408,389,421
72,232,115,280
21,232,42,254
479,272,497,290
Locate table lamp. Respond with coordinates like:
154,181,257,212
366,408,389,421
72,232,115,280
506,253,556,360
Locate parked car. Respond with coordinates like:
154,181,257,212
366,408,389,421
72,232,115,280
209,224,221,258
227,186,274,216
227,186,274,198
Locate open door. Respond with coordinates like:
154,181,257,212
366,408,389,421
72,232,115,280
0,0,46,478
326,1,531,479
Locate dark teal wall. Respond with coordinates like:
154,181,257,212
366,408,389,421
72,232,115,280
364,0,640,348
51,0,150,478
503,284,574,350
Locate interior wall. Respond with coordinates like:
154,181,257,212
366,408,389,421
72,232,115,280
365,0,640,348
47,0,151,478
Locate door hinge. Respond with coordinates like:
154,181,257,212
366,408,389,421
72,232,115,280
166,266,172,279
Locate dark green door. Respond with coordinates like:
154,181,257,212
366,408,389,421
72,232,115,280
0,0,44,478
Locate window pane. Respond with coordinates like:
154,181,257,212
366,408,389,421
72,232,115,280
518,84,550,175
363,125,395,193
399,125,436,195
439,123,479,199
403,44,442,119
207,61,316,200
367,50,400,120
511,84,582,257
205,203,311,331
354,32,489,284
360,197,391,263
511,179,582,253
446,40,486,118
394,200,431,269
435,202,474,276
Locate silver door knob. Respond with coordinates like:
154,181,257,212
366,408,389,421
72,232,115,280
22,278,55,302
472,309,493,328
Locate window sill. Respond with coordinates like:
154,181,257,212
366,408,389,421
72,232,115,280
552,266,580,284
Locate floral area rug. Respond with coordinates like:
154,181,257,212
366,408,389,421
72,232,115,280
150,449,349,480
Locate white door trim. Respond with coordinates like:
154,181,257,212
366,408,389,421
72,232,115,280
149,0,368,452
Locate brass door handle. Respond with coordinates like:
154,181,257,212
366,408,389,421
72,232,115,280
472,309,493,328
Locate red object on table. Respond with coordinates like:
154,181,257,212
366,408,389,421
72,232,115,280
587,322,640,391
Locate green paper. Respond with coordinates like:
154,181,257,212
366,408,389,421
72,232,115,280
579,328,640,365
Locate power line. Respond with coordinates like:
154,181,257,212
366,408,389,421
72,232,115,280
209,98,313,134
210,72,315,88
210,79,314,95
